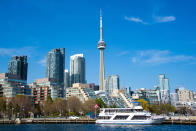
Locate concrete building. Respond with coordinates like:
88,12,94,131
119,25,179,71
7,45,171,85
159,74,170,104
175,87,194,102
105,75,120,96
66,83,96,102
70,54,86,86
88,83,99,91
170,93,179,105
8,56,28,81
98,10,106,91
0,73,31,99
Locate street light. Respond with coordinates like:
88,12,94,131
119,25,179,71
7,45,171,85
12,108,14,120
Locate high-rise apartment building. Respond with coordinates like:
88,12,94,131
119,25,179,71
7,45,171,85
70,54,86,86
8,56,28,81
105,75,120,96
159,74,170,104
46,48,65,84
64,69,69,97
175,87,194,102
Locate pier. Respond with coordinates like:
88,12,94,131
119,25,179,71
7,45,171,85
1,118,196,125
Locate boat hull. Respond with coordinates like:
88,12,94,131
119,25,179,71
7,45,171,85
96,118,165,125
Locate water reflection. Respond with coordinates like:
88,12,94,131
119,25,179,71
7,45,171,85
98,124,153,130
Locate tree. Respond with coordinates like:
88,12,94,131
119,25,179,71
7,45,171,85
82,99,96,114
149,104,176,115
53,98,66,116
0,97,6,117
42,96,54,116
109,104,119,108
66,96,82,115
95,98,107,108
136,99,150,111
11,94,33,118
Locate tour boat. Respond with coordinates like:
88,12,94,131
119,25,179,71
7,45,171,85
96,103,165,125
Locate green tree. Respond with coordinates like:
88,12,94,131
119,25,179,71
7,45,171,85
95,98,107,108
149,104,176,115
136,99,150,111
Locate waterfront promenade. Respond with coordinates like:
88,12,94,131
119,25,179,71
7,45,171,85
1,116,196,125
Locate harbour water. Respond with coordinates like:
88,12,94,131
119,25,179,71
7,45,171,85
0,124,196,131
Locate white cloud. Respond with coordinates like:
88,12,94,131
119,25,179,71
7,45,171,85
131,50,196,65
0,46,37,57
124,16,148,25
154,16,176,23
38,57,46,66
117,51,130,56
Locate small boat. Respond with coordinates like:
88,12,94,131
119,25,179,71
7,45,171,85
96,103,165,125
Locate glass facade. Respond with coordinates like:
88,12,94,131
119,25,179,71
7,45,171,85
0,73,31,98
70,54,86,86
159,74,170,104
8,56,28,81
105,75,119,96
46,48,65,84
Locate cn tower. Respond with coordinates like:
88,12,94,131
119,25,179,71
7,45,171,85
98,9,106,91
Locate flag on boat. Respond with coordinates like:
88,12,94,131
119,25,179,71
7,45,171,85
94,104,99,109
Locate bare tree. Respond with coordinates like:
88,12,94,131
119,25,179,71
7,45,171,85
82,99,96,114
66,96,82,115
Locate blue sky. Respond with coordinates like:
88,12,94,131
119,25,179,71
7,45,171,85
0,0,196,92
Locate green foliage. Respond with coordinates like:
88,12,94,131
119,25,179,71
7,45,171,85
109,104,119,108
69,112,75,116
149,104,176,115
95,98,107,108
136,99,150,111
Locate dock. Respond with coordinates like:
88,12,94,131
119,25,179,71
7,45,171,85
0,118,96,124
1,118,196,125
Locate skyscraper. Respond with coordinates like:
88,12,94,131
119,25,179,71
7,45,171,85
70,54,86,86
64,69,69,97
159,74,170,104
46,48,65,84
8,56,28,81
105,75,120,96
98,9,106,91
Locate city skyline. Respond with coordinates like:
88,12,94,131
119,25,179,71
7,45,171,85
0,0,196,92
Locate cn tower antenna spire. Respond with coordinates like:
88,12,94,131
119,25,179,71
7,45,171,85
98,9,106,92
100,8,103,41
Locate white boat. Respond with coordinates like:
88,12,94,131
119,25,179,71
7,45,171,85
96,103,165,125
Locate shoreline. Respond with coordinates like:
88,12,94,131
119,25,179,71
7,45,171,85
1,118,196,125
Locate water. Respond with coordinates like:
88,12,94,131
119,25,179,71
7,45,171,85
0,124,196,131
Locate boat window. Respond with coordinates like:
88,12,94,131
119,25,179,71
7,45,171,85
98,116,111,120
113,115,129,120
131,115,150,120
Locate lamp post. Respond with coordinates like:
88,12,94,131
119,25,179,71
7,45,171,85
12,108,14,120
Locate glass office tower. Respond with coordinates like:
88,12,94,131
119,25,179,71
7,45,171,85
8,56,28,81
105,75,120,96
159,74,170,104
46,48,65,84
70,54,86,87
